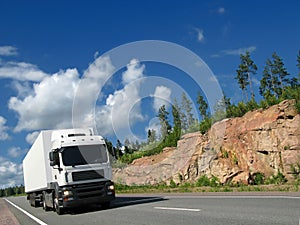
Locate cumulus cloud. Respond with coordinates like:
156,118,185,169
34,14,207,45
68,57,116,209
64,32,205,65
11,81,33,98
25,131,39,144
0,116,9,140
0,46,18,56
122,58,145,84
94,59,145,138
0,157,23,188
8,56,146,142
152,86,172,112
72,56,116,128
7,146,24,158
0,61,48,81
9,68,80,132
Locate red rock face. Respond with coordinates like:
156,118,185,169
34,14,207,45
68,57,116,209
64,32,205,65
113,100,300,185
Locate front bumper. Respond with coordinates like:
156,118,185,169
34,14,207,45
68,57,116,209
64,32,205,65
59,181,115,208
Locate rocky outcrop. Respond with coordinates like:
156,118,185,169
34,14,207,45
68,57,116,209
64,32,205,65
113,100,300,185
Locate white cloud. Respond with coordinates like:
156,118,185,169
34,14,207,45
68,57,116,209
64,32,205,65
222,46,256,56
8,55,147,142
211,46,256,58
0,157,23,188
7,146,23,158
94,59,146,138
195,28,205,43
0,46,18,56
11,81,33,98
0,116,9,140
8,68,80,132
122,58,145,84
0,61,48,81
72,56,116,129
152,86,172,112
25,131,39,144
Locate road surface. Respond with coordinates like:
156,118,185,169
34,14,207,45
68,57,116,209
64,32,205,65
3,193,300,225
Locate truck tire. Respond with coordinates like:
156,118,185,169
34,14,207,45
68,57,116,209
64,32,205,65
29,193,38,207
54,197,63,215
42,192,51,211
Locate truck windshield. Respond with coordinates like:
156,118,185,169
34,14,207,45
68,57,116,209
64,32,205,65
61,144,108,166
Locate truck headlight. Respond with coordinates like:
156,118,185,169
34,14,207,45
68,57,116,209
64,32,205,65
108,185,115,191
63,190,73,196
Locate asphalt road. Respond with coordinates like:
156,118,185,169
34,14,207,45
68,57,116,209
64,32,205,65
4,193,300,225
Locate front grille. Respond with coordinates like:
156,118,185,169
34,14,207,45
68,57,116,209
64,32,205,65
72,170,104,181
74,182,106,199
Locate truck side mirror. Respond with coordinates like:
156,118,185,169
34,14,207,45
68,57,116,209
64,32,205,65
49,152,59,167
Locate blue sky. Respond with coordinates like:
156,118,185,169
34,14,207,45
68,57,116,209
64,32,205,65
0,0,299,187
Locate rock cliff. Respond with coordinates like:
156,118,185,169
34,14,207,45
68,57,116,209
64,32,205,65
113,100,300,185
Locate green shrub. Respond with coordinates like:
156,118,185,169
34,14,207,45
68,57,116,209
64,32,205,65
199,117,213,134
196,175,211,187
210,175,220,187
252,172,265,185
169,179,177,188
265,170,287,184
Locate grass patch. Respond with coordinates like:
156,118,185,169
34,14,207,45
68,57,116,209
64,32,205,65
115,182,300,194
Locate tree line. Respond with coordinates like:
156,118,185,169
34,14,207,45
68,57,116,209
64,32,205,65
0,185,25,197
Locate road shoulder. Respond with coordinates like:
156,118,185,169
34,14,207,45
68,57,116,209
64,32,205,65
0,198,21,225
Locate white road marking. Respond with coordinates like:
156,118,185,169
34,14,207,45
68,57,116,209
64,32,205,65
5,198,48,225
164,195,300,199
154,206,201,212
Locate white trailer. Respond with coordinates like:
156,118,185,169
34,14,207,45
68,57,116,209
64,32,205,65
23,128,115,214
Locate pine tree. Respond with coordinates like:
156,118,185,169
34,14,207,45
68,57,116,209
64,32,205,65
124,139,131,148
271,52,290,96
172,103,181,139
196,92,208,120
157,105,171,139
147,129,157,143
181,92,194,129
236,51,257,101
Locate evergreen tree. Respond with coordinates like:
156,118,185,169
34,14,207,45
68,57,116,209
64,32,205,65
172,103,181,139
181,92,194,129
236,51,257,101
116,139,122,149
271,52,290,95
105,138,115,157
260,58,274,98
147,129,157,143
135,140,140,150
196,92,208,119
124,138,130,148
157,105,171,139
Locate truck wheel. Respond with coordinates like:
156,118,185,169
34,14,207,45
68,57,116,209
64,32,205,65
42,192,50,211
54,198,63,215
29,193,38,207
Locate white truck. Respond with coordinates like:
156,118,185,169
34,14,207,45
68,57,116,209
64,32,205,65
23,128,115,214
